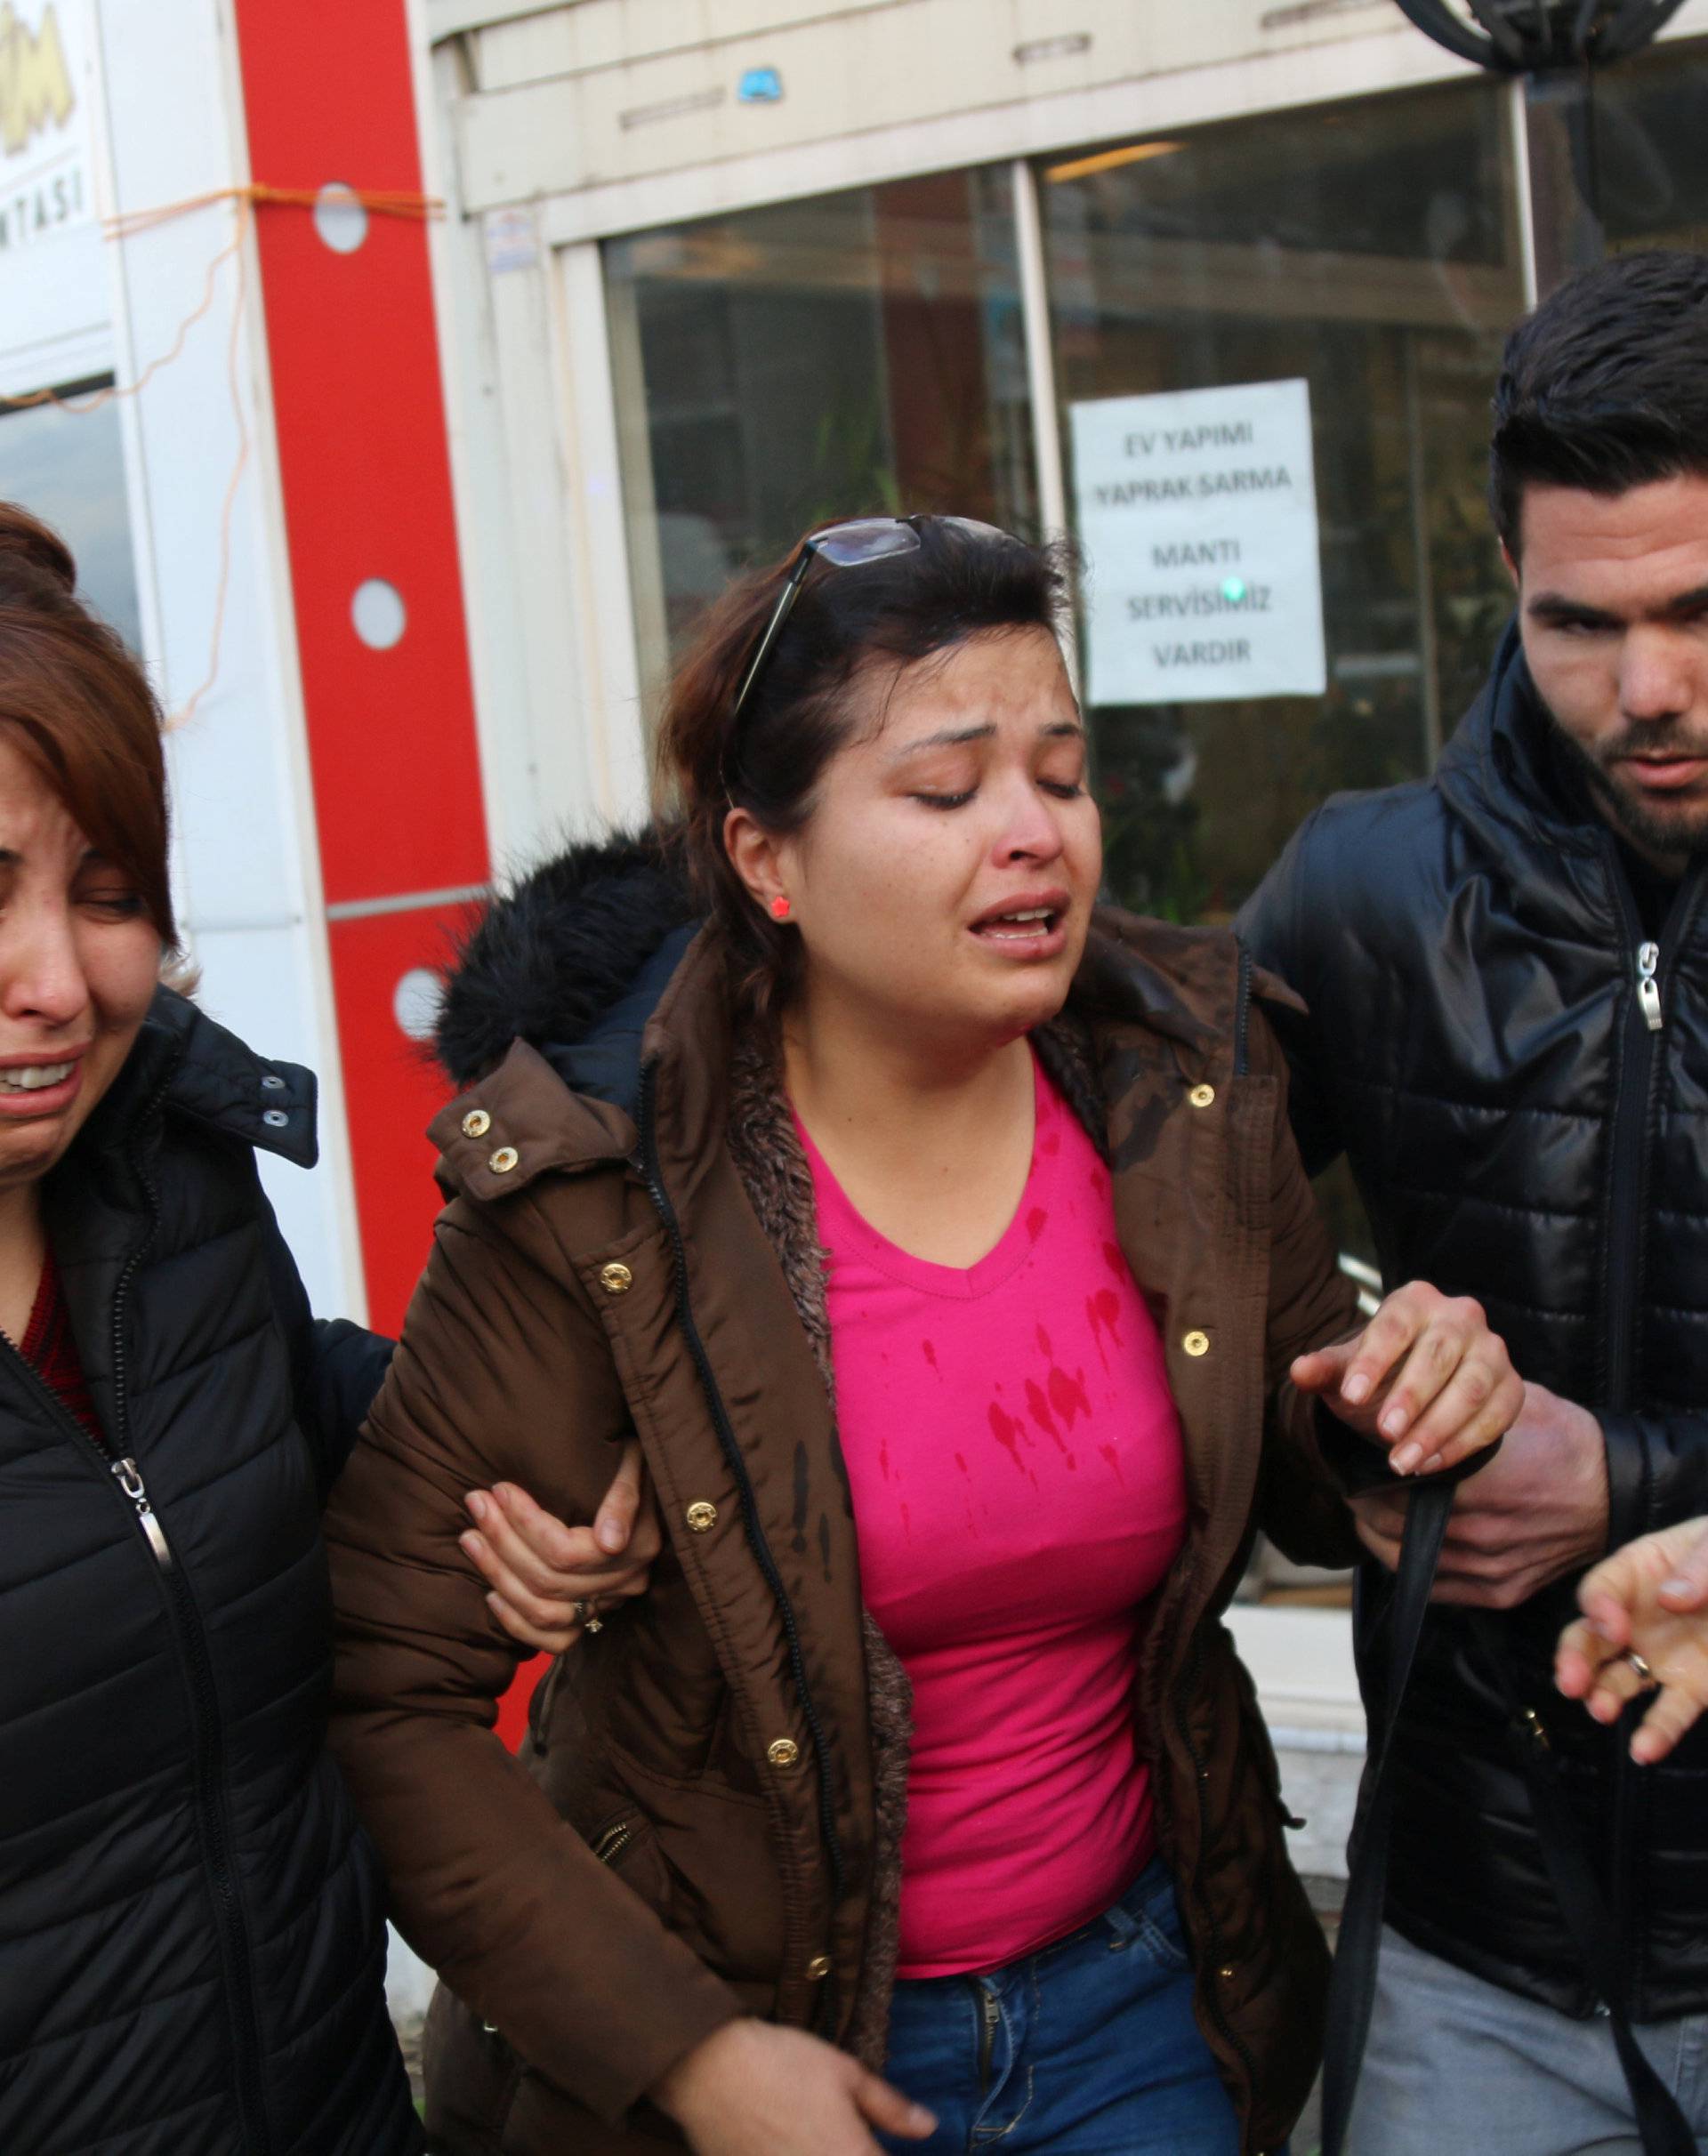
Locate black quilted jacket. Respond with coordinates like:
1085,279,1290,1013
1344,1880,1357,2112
1239,626,1708,2020
0,988,422,2153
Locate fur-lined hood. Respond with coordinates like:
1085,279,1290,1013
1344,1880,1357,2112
434,828,699,1111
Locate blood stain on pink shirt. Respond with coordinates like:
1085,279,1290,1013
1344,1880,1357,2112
1048,1363,1092,1428
922,1339,940,1375
1086,1287,1124,1369
1102,1240,1126,1279
1026,1207,1048,1243
987,1400,1036,1482
1024,1378,1076,1466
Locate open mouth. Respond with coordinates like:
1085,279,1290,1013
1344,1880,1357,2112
975,905,1060,941
0,1061,77,1095
968,890,1071,950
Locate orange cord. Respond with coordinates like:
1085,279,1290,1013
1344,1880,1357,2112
0,183,443,725
0,184,442,415
165,197,254,733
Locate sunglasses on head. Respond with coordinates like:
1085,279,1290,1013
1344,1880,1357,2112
728,513,1011,728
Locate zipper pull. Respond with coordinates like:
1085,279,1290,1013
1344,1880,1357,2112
976,1983,1002,2088
1637,941,1664,1032
112,1455,173,1572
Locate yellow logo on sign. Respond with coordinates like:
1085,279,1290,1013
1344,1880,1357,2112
0,4,72,159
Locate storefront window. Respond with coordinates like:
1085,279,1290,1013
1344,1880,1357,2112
0,382,142,652
1038,81,1526,1275
1042,80,1525,931
1527,35,1708,285
604,169,1034,708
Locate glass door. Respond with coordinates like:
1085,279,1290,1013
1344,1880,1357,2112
604,166,1035,727
1039,78,1527,934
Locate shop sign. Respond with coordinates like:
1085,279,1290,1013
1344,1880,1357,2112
1070,378,1326,705
0,2,92,255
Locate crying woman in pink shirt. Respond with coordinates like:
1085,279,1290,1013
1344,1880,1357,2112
342,515,1523,2156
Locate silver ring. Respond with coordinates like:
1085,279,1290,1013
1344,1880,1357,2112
1623,1649,1656,1686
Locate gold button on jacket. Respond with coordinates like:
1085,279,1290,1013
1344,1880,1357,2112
488,1146,519,1175
1188,1083,1216,1108
1183,1329,1211,1357
461,1107,491,1138
766,1738,800,1769
685,1500,717,1533
598,1262,633,1295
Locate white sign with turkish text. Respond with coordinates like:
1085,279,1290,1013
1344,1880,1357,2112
1071,378,1326,706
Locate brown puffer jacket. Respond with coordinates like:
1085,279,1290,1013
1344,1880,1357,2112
323,839,1361,2156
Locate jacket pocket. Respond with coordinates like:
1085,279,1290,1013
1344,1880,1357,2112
580,1798,676,1924
600,1746,784,1984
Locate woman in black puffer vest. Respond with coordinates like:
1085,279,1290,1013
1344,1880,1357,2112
0,504,622,2153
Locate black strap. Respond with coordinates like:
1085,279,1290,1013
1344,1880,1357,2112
1467,1613,1696,2156
1318,1475,1454,2156
1318,1491,1696,2156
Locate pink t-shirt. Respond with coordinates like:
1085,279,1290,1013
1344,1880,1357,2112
797,1050,1188,1977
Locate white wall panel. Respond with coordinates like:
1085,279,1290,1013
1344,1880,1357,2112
451,0,1426,213
92,0,363,1322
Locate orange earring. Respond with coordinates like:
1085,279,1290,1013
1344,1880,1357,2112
769,895,793,921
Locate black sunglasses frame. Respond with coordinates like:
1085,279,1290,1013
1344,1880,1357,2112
727,516,927,730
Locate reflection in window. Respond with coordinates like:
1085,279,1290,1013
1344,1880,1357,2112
1043,80,1526,932
0,382,142,652
605,170,1035,715
1527,35,1708,281
1043,82,1526,1275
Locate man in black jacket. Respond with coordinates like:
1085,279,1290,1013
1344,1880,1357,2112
1239,249,1708,2152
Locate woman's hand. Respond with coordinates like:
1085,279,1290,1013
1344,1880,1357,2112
1556,1517,1708,1763
460,1437,662,1653
654,2020,935,2155
1290,1281,1521,1477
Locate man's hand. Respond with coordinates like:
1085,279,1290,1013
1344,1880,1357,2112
654,2020,935,2156
459,1437,662,1653
1557,1516,1708,1762
1291,1280,1521,1476
1351,1380,1609,1608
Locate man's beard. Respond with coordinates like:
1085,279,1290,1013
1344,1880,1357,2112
1540,706,1708,869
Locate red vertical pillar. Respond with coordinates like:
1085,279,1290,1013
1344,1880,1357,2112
231,0,487,1335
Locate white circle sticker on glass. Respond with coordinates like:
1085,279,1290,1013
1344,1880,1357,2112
393,968,443,1042
313,182,368,254
351,577,407,650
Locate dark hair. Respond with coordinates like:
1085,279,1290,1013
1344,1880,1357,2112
1491,249,1708,556
0,504,176,949
657,515,1071,1019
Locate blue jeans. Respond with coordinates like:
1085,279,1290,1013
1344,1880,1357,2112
879,1857,1244,2153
